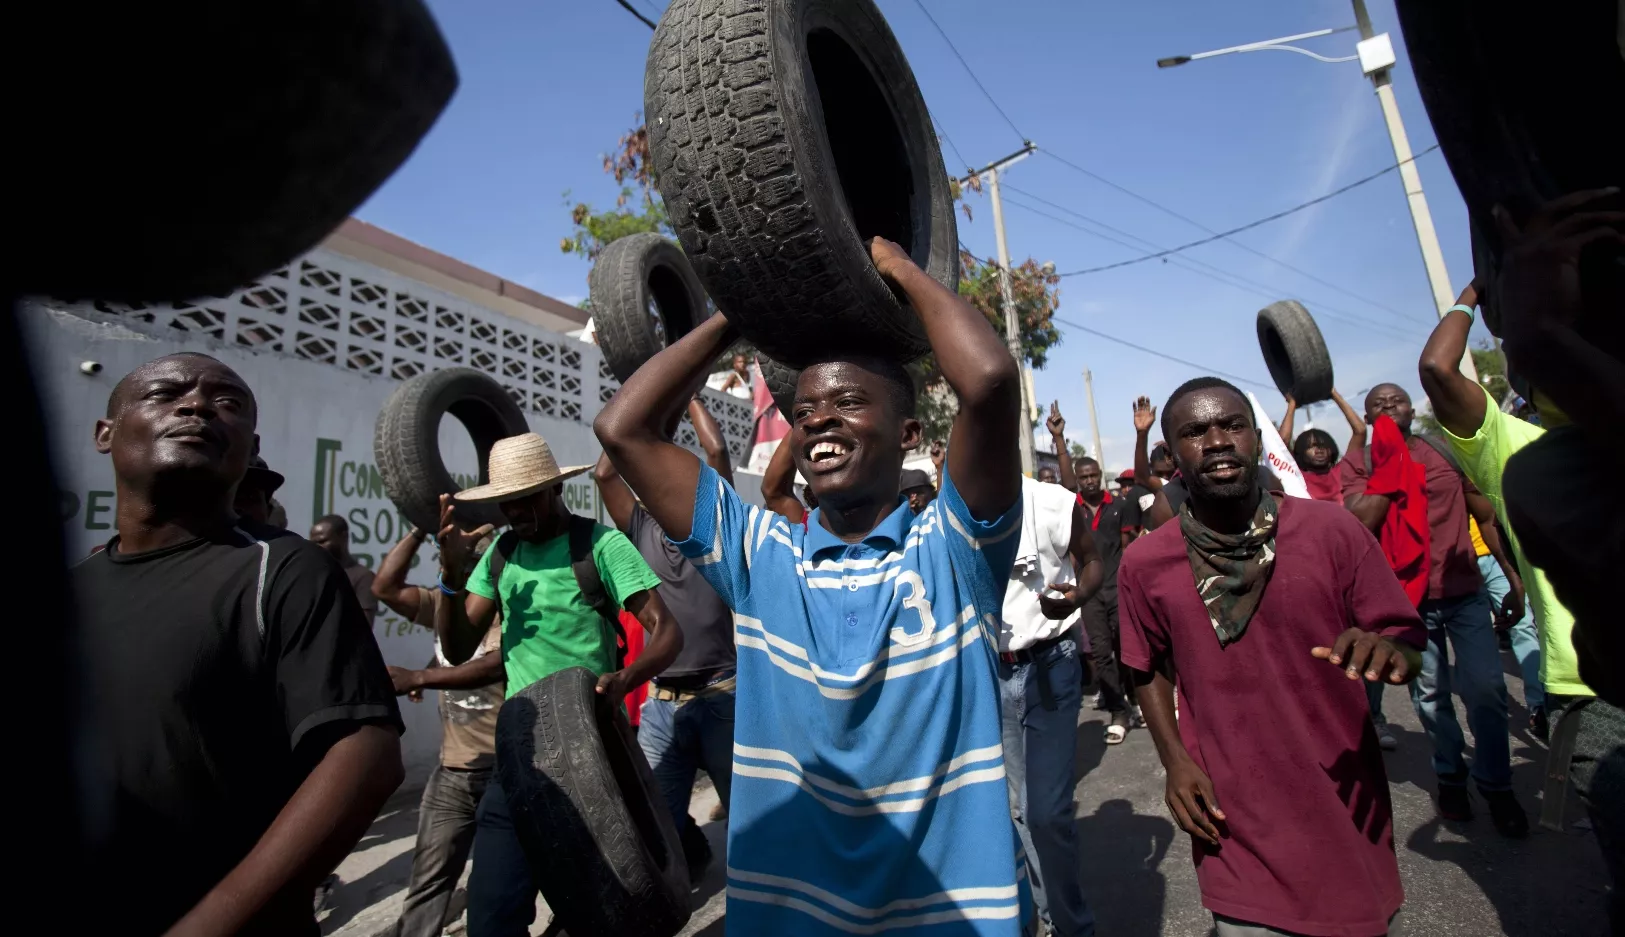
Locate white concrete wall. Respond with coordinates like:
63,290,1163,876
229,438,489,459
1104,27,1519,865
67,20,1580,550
28,300,765,781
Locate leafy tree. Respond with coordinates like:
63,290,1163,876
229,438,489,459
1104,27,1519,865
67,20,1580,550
561,120,669,260
1068,441,1090,461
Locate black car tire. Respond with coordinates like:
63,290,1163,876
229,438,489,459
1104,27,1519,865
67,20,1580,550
590,233,712,383
374,368,530,534
14,0,457,303
1257,301,1333,405
645,0,957,366
497,667,691,937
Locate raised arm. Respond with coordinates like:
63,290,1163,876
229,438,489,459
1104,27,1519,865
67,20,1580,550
1047,402,1077,491
429,496,495,664
1131,397,1163,492
689,395,734,487
1330,389,1367,450
592,451,639,533
1277,394,1297,445
870,237,1020,520
760,435,806,523
595,314,737,541
372,527,428,622
1418,280,1490,438
162,724,402,937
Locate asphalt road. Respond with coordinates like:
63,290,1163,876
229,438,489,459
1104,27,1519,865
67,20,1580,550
327,650,1611,936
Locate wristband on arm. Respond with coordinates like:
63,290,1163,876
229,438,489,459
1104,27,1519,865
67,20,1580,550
1447,303,1476,322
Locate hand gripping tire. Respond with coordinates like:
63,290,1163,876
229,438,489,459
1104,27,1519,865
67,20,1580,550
590,233,713,383
373,368,531,535
13,0,457,303
1256,301,1334,405
497,667,691,937
645,0,957,367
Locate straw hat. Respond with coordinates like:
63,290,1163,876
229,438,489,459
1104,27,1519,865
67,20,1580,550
454,433,592,504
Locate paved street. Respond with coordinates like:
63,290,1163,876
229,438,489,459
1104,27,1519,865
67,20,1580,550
323,654,1610,936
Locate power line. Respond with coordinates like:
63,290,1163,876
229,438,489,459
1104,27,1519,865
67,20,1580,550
614,0,656,29
999,185,1430,340
909,0,1026,144
932,115,974,177
997,190,1428,343
1054,145,1442,277
1051,315,1276,390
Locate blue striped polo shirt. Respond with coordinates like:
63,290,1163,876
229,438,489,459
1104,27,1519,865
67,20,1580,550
673,462,1028,934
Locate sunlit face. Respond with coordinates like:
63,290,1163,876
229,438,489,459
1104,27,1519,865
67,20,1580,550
790,361,920,512
1365,384,1414,435
1168,389,1259,502
1077,462,1102,497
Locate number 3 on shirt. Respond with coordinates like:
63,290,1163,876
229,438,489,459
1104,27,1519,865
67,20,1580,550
890,571,937,647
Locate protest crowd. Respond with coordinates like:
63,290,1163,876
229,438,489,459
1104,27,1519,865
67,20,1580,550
19,2,1620,936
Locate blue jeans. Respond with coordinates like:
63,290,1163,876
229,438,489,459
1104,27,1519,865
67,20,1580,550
999,635,1094,937
638,689,736,838
1411,593,1512,791
466,782,536,937
1478,554,1544,712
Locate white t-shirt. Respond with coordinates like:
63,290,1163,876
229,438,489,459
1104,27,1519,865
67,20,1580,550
999,477,1081,652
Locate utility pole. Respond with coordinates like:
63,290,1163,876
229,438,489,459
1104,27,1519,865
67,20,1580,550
961,142,1038,474
1351,0,1476,380
1082,368,1104,463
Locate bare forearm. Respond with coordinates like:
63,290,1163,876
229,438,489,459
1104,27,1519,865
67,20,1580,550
595,315,736,540
1345,493,1389,534
1052,431,1077,491
689,398,734,486
410,651,503,690
1332,390,1367,445
164,725,402,937
622,618,682,689
1134,429,1162,491
1418,308,1486,437
1133,668,1191,770
374,530,424,603
1278,401,1296,444
1074,557,1104,603
592,452,637,532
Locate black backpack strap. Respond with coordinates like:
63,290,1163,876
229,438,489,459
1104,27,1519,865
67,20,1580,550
568,514,627,669
487,531,518,592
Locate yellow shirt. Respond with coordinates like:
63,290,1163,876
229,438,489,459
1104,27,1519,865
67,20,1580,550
1443,387,1590,697
1469,516,1489,558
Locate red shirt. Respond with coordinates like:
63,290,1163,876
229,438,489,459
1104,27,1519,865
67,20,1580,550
619,610,647,725
1338,438,1481,601
1301,468,1342,505
1119,497,1424,937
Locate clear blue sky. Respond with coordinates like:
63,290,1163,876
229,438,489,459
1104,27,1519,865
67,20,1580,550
358,0,1490,472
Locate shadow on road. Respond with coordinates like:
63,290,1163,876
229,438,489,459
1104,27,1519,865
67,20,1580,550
1076,798,1174,937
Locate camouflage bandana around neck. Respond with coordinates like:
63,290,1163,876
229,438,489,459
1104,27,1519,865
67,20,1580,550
1178,493,1279,647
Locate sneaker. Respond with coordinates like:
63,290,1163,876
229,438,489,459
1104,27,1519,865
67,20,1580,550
1376,722,1398,751
709,801,728,822
1530,706,1550,743
1436,783,1473,822
1483,789,1529,838
680,819,714,883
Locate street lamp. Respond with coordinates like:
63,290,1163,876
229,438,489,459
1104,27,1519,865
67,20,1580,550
1156,0,1475,379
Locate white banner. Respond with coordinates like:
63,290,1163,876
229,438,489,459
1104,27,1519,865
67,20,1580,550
1247,392,1310,499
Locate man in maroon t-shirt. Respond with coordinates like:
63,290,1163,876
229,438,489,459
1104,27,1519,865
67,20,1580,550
1120,377,1424,937
1339,383,1527,837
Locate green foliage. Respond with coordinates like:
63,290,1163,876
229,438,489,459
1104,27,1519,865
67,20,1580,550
561,118,668,260
1069,441,1090,461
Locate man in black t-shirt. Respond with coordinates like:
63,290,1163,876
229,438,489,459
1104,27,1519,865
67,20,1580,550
1075,457,1141,744
591,393,739,880
76,352,403,937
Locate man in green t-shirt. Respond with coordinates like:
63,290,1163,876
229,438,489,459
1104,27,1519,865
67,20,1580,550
1420,280,1622,925
404,431,680,937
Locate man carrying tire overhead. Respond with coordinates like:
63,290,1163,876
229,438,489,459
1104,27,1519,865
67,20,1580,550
438,432,682,937
596,237,1031,934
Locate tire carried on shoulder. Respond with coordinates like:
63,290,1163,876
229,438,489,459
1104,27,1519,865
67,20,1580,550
591,233,712,383
374,367,530,534
497,667,691,937
1256,301,1334,405
645,0,957,366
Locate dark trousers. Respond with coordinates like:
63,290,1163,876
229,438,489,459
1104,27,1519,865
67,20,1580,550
467,780,538,937
1081,594,1133,714
1550,695,1625,933
396,765,492,937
